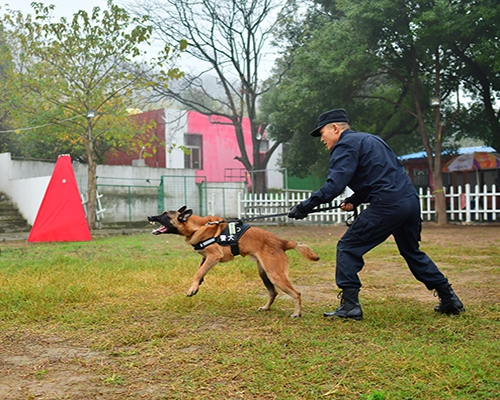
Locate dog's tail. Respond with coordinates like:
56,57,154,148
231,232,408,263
285,241,320,261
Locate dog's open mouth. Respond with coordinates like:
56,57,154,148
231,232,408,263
150,222,167,235
148,213,178,235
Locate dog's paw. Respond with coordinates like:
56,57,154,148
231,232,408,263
290,313,302,318
186,288,199,297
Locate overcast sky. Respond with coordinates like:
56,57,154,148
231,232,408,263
5,0,277,77
8,0,112,18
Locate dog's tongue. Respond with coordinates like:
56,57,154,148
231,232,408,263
151,225,168,235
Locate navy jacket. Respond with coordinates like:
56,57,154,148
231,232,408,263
301,129,416,211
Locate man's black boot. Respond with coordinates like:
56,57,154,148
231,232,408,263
324,288,363,321
434,283,465,315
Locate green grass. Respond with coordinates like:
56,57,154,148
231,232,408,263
0,225,499,399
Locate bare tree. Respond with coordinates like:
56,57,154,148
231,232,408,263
133,0,292,193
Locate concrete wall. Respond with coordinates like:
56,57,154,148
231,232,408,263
0,153,248,226
6,175,50,225
0,153,52,225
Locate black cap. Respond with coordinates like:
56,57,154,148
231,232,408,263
309,108,349,137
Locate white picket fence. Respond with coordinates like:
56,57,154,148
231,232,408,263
419,184,499,223
238,184,500,224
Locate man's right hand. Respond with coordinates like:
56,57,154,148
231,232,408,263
288,204,308,220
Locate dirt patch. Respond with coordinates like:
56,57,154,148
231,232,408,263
0,333,104,399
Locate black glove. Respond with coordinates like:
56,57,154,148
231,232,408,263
288,203,308,220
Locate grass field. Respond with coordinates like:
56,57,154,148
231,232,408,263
0,224,499,399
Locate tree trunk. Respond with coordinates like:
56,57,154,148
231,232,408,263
86,160,97,230
251,140,267,194
432,169,447,225
430,49,447,226
411,45,448,225
85,118,97,230
234,120,269,194
431,107,447,225
252,170,267,194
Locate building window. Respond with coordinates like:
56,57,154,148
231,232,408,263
184,134,202,169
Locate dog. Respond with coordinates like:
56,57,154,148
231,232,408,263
148,206,319,317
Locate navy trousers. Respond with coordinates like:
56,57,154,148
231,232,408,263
336,193,448,290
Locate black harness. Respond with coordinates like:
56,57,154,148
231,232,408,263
192,220,251,256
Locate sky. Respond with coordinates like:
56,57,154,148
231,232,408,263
7,0,170,63
6,0,277,78
9,0,112,18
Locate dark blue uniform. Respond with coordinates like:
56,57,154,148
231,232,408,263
299,129,448,290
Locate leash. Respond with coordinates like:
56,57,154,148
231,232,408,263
209,203,358,226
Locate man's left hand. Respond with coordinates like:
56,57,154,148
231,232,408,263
341,202,354,211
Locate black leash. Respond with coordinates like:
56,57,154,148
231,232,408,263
217,203,358,226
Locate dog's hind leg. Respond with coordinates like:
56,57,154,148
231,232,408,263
257,261,278,313
258,253,302,318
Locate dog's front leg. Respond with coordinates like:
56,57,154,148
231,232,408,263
197,257,206,286
187,256,220,297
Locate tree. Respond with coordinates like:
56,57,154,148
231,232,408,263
0,22,16,153
443,0,500,152
261,2,425,174
4,1,182,228
131,0,293,193
262,0,489,224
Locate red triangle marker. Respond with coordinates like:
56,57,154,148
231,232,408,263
28,154,92,242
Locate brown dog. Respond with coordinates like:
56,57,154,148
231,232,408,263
148,206,319,317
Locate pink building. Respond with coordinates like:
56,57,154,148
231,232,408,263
186,111,254,182
106,108,282,188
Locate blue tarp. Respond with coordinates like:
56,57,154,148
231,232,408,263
398,146,496,161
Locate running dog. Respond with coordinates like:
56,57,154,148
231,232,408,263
148,206,319,317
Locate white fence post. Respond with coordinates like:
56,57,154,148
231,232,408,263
492,184,497,221
465,184,471,223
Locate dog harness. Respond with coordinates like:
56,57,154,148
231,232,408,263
192,221,251,256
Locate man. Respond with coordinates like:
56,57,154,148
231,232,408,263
288,108,464,320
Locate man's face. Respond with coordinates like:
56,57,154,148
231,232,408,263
319,123,342,151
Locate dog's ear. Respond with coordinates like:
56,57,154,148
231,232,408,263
178,208,193,222
178,206,187,214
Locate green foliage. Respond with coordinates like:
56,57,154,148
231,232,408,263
262,0,500,177
2,1,183,227
0,21,16,153
2,1,168,161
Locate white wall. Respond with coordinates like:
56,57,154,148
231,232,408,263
0,153,53,225
9,176,51,225
164,109,188,169
266,142,284,190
